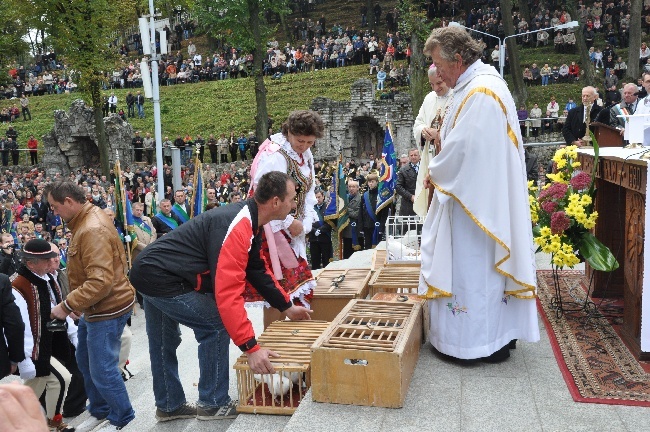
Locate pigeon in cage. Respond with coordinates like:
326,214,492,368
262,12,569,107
253,373,292,398
385,236,420,260
281,364,306,387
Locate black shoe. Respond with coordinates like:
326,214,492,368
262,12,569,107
508,339,517,350
431,346,479,365
196,400,239,420
155,402,197,422
481,345,511,363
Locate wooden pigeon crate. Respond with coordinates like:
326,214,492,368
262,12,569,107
371,248,387,270
368,266,421,297
310,269,372,321
311,299,422,408
371,293,429,343
233,320,330,415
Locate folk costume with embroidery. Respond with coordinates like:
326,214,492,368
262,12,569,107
418,60,540,360
246,132,317,307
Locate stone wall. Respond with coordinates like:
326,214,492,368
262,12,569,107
310,79,414,163
42,99,134,176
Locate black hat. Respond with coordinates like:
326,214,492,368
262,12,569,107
22,239,57,259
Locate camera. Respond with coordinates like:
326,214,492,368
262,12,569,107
46,319,68,332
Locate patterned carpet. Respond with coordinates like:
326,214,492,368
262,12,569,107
537,270,650,406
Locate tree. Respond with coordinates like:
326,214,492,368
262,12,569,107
0,2,30,84
567,1,596,87
192,0,290,141
500,0,527,107
626,0,642,81
18,0,136,175
398,1,438,118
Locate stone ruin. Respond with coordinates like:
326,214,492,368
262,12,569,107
310,79,414,163
42,99,134,177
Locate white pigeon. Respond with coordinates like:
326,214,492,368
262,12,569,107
253,373,292,398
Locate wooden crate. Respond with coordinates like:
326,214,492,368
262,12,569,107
310,269,372,321
311,299,422,408
368,266,421,297
371,293,429,343
371,248,387,270
233,320,330,415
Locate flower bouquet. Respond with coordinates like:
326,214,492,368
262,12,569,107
529,141,618,272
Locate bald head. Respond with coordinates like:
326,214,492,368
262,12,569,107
623,83,638,104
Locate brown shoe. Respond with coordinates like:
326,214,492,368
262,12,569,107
48,415,76,432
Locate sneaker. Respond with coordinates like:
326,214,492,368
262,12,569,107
155,402,197,422
74,415,107,432
95,424,125,431
196,400,239,420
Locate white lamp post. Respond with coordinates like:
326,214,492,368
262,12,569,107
139,0,167,208
449,21,579,78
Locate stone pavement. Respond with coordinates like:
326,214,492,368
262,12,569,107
3,249,650,431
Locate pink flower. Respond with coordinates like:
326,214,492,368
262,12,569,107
539,182,568,201
541,201,558,214
570,171,591,191
550,211,571,234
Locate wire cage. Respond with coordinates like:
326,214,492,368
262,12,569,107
384,215,423,266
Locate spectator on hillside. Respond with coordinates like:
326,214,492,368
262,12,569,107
614,57,627,79
529,103,542,138
517,104,528,137
376,68,386,90
540,64,552,86
568,62,580,81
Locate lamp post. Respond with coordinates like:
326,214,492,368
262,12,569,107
449,21,579,78
139,0,168,209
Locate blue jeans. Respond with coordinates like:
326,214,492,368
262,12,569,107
77,313,135,427
541,75,549,86
142,292,231,411
137,103,144,118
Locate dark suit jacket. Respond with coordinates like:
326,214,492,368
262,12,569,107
0,273,25,378
152,212,183,239
395,163,418,216
562,104,603,144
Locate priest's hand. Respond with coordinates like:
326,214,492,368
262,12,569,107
421,127,439,142
288,219,303,237
423,174,435,191
285,305,313,321
246,348,280,374
50,303,69,320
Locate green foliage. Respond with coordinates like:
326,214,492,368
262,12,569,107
0,2,30,69
0,65,373,160
191,0,289,52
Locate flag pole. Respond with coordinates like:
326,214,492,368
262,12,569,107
190,144,200,218
115,150,132,270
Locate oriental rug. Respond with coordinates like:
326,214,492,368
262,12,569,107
536,270,650,406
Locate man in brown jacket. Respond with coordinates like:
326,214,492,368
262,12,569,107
46,181,136,432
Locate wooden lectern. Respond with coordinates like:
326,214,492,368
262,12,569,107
591,122,624,147
578,151,649,360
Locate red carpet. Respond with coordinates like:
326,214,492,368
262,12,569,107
537,270,650,406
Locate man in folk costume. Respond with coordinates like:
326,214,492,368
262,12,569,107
412,63,452,217
12,239,78,432
419,27,539,363
358,172,390,249
171,189,190,223
152,199,183,239
248,110,323,326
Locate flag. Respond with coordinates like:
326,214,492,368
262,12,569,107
376,123,397,213
323,164,338,228
190,154,205,218
335,158,349,236
124,189,138,251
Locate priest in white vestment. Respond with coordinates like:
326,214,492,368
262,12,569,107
418,26,539,362
412,64,452,217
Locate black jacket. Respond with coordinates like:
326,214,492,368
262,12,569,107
395,163,418,216
0,274,24,378
562,104,603,145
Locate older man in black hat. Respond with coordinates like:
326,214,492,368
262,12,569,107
11,238,78,432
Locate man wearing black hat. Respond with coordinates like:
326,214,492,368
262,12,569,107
12,238,77,432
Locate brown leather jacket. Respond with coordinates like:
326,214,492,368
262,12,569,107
62,202,135,322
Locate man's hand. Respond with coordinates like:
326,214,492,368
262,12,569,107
284,305,313,321
9,364,16,374
50,303,69,320
423,173,434,191
287,219,303,237
246,348,280,374
421,127,439,142
0,383,48,432
410,195,415,203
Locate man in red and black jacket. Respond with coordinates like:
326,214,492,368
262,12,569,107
130,171,312,422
